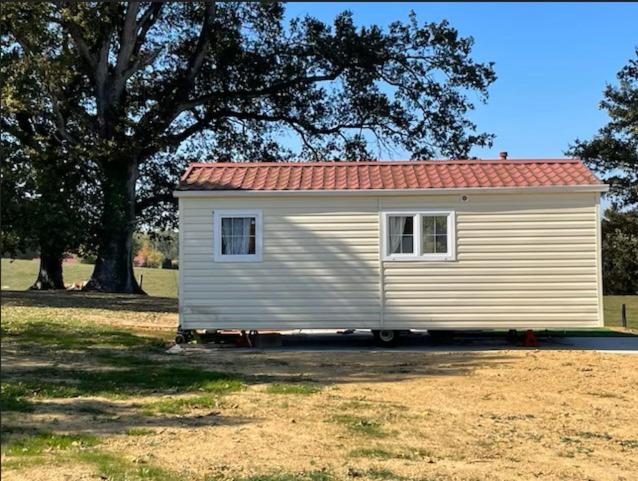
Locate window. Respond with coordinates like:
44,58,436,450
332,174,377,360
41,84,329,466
388,215,414,255
383,211,455,261
213,210,262,262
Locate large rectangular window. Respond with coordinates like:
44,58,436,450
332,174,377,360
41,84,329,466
383,211,455,261
213,210,262,262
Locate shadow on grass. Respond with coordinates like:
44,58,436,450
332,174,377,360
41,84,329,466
1,289,177,314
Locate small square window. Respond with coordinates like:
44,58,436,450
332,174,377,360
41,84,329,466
214,210,262,262
221,217,256,255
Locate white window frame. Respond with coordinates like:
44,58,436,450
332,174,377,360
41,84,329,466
213,210,263,262
382,210,456,261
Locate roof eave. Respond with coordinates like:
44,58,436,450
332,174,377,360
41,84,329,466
173,184,609,198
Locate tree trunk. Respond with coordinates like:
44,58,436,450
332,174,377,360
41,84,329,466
30,249,65,290
85,160,145,294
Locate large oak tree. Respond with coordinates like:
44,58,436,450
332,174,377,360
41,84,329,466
2,2,496,293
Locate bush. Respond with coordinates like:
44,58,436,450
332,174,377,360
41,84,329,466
135,240,165,268
144,249,165,269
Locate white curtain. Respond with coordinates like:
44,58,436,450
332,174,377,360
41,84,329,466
222,218,252,254
389,216,407,254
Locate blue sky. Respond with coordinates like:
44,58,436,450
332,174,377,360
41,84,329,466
285,2,637,160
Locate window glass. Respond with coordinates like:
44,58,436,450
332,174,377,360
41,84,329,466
220,217,256,255
388,215,414,254
422,215,448,254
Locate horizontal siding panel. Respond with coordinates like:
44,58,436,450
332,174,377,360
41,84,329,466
183,314,380,322
386,290,598,299
457,229,595,238
458,213,597,222
457,252,595,260
384,298,598,307
457,236,595,245
385,275,595,283
458,220,596,229
180,259,379,269
184,305,378,314
181,267,378,277
386,282,597,291
183,276,378,284
458,244,596,253
382,313,597,321
379,320,600,328
384,305,598,314
183,293,379,302
383,259,596,268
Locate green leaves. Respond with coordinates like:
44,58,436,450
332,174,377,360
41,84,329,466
568,49,637,209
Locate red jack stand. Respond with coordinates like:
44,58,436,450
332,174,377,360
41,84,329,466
522,330,539,347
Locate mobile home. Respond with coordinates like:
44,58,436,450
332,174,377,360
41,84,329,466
174,159,608,345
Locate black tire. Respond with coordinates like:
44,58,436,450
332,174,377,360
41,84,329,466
175,333,187,344
372,329,401,347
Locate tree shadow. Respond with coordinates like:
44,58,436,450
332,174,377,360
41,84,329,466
1,289,177,314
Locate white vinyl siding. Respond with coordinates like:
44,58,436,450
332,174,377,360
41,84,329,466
180,197,381,330
380,192,601,329
179,191,602,330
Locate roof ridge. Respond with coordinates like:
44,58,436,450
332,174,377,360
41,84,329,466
186,159,581,168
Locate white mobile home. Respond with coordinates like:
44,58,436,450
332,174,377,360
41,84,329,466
174,159,608,345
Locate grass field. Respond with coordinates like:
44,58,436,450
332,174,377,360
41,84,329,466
3,258,636,329
1,291,637,481
1,258,179,298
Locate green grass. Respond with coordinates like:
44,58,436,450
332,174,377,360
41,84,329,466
2,430,100,456
140,394,223,415
1,258,179,298
125,428,156,436
348,446,429,460
76,450,181,481
348,447,394,459
604,295,638,329
265,383,322,395
237,473,333,481
0,383,35,412
366,468,404,480
329,414,386,438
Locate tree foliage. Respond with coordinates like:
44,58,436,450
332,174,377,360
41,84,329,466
569,49,638,209
601,208,638,295
2,2,496,292
1,5,99,287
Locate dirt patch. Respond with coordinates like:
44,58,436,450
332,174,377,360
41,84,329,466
4,349,637,481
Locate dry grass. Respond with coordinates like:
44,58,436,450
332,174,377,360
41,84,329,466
2,291,638,481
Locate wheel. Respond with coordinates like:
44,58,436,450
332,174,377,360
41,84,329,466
175,333,187,344
175,329,193,344
372,329,401,347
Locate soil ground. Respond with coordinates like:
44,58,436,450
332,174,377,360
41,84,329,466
1,291,637,481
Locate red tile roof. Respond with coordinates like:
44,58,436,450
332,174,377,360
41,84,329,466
177,159,604,192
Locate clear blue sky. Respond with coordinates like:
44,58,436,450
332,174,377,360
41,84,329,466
285,2,637,160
